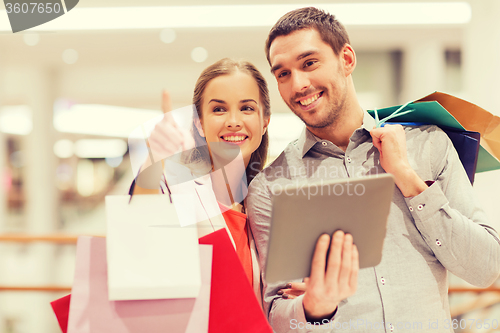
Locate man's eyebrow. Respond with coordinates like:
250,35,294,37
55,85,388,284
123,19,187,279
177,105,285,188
208,99,226,104
297,50,317,61
240,99,257,104
270,50,318,74
270,64,282,75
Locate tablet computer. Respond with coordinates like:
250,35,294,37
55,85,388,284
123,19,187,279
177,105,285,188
265,174,394,284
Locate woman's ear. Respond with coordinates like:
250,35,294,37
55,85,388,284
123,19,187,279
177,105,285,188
194,118,205,137
262,117,270,135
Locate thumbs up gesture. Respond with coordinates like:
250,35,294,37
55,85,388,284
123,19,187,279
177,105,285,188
147,90,196,163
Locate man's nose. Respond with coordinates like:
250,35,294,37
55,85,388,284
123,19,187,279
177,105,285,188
291,70,310,94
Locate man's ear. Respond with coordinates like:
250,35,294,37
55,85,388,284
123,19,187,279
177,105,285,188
341,44,356,76
194,118,205,137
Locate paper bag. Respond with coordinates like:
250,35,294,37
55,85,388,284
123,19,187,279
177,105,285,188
368,92,500,174
66,236,211,333
105,194,200,300
199,229,273,333
418,91,500,173
51,294,71,333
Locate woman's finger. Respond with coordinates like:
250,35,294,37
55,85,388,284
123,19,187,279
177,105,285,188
161,90,177,126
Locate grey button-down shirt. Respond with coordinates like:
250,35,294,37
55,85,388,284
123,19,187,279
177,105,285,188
246,112,500,332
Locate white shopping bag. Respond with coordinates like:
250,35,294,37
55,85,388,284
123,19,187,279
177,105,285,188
105,194,200,301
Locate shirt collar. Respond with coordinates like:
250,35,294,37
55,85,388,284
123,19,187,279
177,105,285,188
297,110,376,158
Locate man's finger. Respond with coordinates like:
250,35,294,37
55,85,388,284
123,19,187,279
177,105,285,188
337,233,353,289
370,131,382,151
309,234,331,286
325,230,344,283
350,244,359,290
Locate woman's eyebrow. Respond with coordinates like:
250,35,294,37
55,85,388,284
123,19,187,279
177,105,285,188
240,99,257,104
208,99,226,104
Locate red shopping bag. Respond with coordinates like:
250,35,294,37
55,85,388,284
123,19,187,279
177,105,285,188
50,294,71,333
199,229,273,333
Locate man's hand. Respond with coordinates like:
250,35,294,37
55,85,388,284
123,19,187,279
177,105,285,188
370,124,427,197
302,231,359,322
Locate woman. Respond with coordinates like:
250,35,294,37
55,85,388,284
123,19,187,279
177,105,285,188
134,58,270,295
52,59,300,333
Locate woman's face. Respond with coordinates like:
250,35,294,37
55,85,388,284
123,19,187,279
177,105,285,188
199,70,269,168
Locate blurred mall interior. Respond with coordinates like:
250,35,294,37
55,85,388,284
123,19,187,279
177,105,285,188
0,0,499,332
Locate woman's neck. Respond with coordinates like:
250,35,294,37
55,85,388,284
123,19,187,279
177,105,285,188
210,156,247,212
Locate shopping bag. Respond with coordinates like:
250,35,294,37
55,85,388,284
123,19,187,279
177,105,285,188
105,194,200,300
418,92,500,173
442,128,481,184
66,236,212,333
379,121,480,184
368,92,500,176
199,229,273,333
51,294,71,333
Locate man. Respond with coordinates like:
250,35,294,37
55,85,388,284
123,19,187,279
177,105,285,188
246,7,500,332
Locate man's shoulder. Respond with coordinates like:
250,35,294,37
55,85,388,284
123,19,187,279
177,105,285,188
402,124,449,144
250,139,301,185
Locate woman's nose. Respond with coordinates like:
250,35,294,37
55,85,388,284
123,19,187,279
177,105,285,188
225,111,242,128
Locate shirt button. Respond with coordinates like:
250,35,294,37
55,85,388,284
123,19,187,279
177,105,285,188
321,141,327,146
346,157,351,162
436,239,442,246
409,206,413,212
390,324,394,332
381,277,385,285
417,204,424,211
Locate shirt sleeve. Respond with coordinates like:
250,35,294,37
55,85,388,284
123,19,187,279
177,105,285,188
404,127,500,287
246,175,336,332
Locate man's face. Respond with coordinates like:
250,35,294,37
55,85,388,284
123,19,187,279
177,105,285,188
269,28,349,129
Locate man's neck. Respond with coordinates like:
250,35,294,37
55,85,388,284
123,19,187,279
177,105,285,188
308,107,365,152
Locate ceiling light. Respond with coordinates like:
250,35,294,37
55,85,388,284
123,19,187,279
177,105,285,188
54,103,162,138
0,3,472,31
62,49,78,64
0,105,33,135
54,139,74,158
23,33,40,46
74,139,128,158
191,47,208,63
160,28,176,44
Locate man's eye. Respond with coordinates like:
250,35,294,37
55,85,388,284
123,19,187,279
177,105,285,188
277,71,289,78
304,60,317,68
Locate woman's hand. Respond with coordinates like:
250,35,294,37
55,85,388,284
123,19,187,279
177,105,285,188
136,91,195,190
147,90,195,164
277,282,306,299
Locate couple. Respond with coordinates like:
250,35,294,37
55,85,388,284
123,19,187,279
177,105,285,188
139,7,500,333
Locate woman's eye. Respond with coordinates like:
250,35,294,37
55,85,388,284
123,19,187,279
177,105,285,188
213,107,225,113
241,105,255,112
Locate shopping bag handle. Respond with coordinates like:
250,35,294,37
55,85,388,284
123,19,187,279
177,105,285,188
128,163,173,204
373,100,416,128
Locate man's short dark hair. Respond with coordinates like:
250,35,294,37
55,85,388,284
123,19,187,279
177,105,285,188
265,7,350,65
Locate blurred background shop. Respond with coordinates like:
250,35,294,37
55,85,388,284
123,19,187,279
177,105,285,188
0,0,499,332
